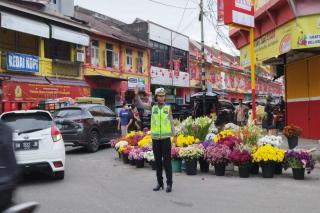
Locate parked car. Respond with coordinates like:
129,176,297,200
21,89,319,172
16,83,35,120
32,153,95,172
191,92,235,123
0,110,65,180
53,104,119,153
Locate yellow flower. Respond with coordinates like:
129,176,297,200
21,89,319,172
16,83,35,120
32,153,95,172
138,135,152,148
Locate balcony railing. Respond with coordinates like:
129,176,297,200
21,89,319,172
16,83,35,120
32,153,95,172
52,59,80,77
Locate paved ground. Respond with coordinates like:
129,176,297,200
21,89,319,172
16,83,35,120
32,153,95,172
15,145,320,213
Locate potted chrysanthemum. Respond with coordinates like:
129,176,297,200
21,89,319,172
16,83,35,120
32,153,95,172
229,149,252,178
171,147,182,172
179,145,204,175
252,144,285,178
144,151,155,170
283,125,302,149
283,149,315,180
204,144,231,176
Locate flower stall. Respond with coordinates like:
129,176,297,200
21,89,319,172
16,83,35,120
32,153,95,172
110,116,317,181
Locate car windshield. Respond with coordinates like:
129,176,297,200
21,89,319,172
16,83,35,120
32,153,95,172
1,112,52,133
55,108,82,118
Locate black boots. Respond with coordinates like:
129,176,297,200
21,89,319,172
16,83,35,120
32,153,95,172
153,184,164,191
153,184,172,193
166,185,172,193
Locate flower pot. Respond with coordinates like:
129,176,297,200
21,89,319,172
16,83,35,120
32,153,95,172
150,161,156,170
292,168,305,180
122,154,129,164
287,136,298,149
250,163,259,175
171,159,182,173
261,162,275,178
135,159,144,168
274,163,283,175
238,165,250,178
214,163,226,176
185,160,197,175
130,159,136,166
199,158,209,173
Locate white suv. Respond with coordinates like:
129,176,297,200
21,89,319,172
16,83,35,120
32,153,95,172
1,110,65,180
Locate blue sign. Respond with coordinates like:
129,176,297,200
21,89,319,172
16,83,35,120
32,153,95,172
6,52,39,73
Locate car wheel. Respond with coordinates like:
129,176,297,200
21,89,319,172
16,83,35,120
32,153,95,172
86,131,100,153
53,171,64,180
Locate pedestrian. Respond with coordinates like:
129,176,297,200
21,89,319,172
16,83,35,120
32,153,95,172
118,102,133,137
264,96,276,135
0,90,18,211
235,99,248,126
134,87,175,193
130,104,142,131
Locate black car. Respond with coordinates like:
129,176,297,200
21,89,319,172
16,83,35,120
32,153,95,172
53,104,119,153
191,92,235,124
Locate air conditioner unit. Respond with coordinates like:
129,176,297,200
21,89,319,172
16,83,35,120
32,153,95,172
76,52,85,62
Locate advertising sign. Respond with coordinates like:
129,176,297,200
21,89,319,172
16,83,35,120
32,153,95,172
223,0,254,28
128,77,145,91
6,52,39,73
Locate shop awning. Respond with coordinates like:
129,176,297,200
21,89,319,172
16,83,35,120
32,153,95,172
0,11,50,38
1,74,49,84
51,25,90,46
46,77,89,87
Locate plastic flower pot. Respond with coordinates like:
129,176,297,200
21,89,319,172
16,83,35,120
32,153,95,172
287,136,298,149
122,154,129,164
185,160,197,175
199,157,209,173
135,159,144,168
214,163,226,176
261,162,275,178
292,168,305,180
250,163,259,175
238,165,250,178
171,159,182,173
130,159,136,166
274,163,283,175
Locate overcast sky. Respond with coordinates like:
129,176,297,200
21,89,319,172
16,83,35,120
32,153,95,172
74,0,239,56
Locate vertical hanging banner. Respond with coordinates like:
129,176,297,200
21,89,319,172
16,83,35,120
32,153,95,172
223,0,254,28
217,0,224,23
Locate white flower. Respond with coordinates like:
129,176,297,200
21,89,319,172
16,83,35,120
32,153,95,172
257,136,283,147
209,122,218,134
205,133,216,141
143,151,154,161
224,123,240,133
115,141,128,149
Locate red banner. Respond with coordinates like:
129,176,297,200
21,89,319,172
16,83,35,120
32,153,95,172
2,81,90,102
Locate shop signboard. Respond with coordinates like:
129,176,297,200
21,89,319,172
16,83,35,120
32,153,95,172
6,52,39,73
128,77,145,91
223,0,254,28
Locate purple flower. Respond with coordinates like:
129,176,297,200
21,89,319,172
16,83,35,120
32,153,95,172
283,150,315,173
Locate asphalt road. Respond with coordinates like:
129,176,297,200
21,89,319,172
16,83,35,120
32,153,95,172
15,146,320,213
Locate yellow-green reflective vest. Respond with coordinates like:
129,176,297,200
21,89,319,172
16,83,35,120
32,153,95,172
151,105,172,139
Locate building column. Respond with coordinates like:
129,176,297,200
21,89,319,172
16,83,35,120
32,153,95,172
39,38,45,58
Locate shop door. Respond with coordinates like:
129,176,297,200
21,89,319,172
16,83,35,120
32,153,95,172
308,56,320,139
91,89,116,111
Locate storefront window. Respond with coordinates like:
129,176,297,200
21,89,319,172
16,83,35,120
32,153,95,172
105,43,113,68
150,41,169,68
45,38,71,61
137,51,143,73
172,47,188,72
126,48,132,70
90,40,99,66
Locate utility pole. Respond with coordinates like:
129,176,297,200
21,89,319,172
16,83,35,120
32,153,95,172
200,0,206,116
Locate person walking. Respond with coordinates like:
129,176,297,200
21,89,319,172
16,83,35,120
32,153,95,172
118,102,133,137
235,99,248,126
134,87,175,193
130,104,142,131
